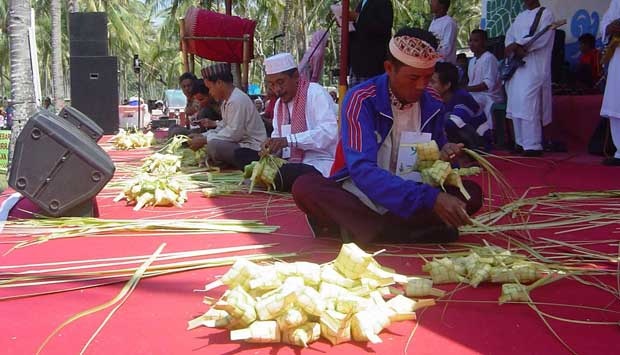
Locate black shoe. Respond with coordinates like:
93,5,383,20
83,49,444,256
522,149,543,157
511,145,524,154
602,157,620,166
407,225,459,244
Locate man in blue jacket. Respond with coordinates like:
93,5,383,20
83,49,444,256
291,27,483,244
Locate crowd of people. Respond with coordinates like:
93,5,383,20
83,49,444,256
162,0,619,244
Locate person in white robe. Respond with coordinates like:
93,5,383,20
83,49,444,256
428,0,458,64
600,0,620,165
467,29,504,137
504,0,555,156
234,53,338,191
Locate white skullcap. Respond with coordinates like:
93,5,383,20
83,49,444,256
264,53,297,75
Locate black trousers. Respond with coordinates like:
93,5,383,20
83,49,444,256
234,148,320,192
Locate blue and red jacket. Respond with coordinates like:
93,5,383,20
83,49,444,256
331,73,447,219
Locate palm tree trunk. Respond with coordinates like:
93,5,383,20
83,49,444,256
51,0,65,112
67,0,76,13
8,0,37,169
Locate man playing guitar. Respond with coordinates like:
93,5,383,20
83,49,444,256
503,0,557,157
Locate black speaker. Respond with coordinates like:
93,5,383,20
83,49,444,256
70,12,108,57
8,110,115,217
70,56,119,134
69,12,107,42
70,40,108,57
58,106,104,142
552,30,566,84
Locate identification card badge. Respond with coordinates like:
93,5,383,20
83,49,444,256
281,124,292,159
396,132,432,181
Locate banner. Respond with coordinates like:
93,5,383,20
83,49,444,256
481,0,610,64
0,130,10,172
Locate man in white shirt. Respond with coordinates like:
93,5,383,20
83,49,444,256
429,0,458,64
188,63,267,167
600,0,620,166
235,53,338,191
466,29,504,137
504,0,555,156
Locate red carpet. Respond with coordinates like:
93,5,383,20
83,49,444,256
1,139,619,355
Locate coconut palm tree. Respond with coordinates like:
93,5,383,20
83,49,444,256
7,0,37,165
51,0,65,111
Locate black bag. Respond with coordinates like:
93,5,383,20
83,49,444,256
588,117,617,156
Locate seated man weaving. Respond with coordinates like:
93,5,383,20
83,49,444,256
235,53,338,192
291,28,483,244
188,63,267,167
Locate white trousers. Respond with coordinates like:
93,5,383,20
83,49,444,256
611,117,620,159
512,116,542,151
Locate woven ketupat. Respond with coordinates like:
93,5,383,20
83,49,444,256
423,257,467,284
499,283,529,304
213,286,257,328
275,261,321,286
469,263,493,288
334,243,374,279
230,320,281,343
490,263,540,283
276,308,307,330
296,286,326,316
413,141,441,162
320,309,353,345
405,277,445,297
321,264,357,288
421,160,452,187
255,286,297,320
351,308,391,343
221,259,261,289
281,322,321,347
248,266,282,291
444,170,471,200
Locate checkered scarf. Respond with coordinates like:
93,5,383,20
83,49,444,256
277,76,310,163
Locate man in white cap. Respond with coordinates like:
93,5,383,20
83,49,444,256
188,63,267,167
235,52,338,192
291,27,483,245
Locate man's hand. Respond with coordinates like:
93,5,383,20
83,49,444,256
188,134,207,151
505,43,526,58
607,19,620,36
440,143,464,162
261,137,288,156
433,192,472,228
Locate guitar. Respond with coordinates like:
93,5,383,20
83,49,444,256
601,36,620,65
500,19,567,81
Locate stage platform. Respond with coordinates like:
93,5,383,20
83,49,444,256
0,135,618,355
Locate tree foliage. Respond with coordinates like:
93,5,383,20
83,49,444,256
1,0,483,99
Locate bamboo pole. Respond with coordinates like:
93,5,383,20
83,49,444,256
242,34,251,93
179,18,189,73
338,0,350,125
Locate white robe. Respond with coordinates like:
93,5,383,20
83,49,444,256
601,0,620,120
504,7,555,127
203,87,267,151
468,51,504,130
272,83,338,177
429,15,458,64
